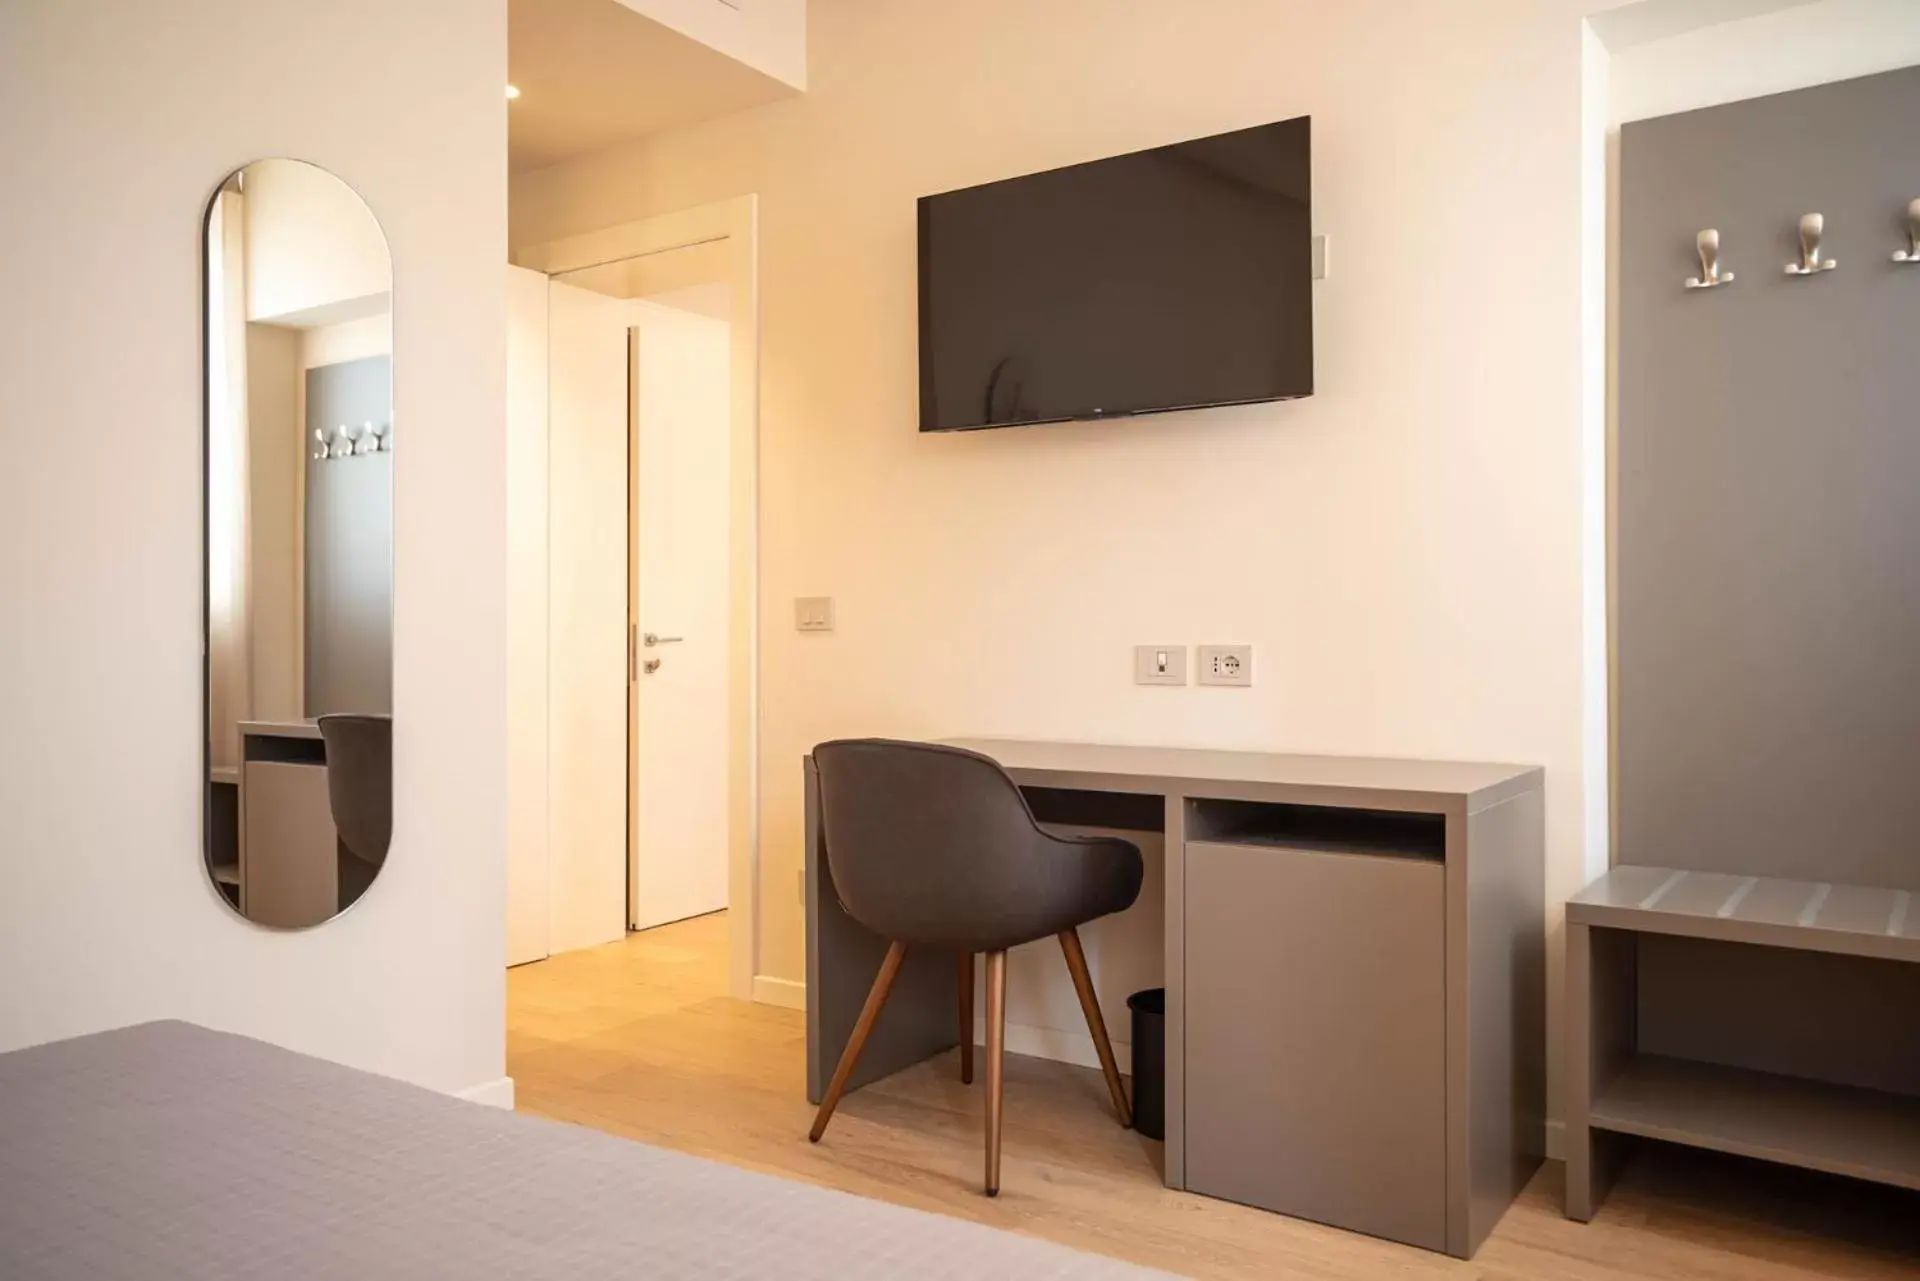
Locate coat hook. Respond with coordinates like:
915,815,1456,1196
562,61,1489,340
1685,228,1734,289
1894,198,1920,263
1785,213,1837,275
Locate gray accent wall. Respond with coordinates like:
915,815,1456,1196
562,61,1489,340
305,355,393,717
1616,65,1920,890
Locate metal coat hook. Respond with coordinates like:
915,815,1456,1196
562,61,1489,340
1785,213,1837,276
1685,229,1734,289
1894,198,1920,263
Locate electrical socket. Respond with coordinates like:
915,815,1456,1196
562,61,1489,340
1196,644,1253,687
1134,645,1187,686
795,597,835,632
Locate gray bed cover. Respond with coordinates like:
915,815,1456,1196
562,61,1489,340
0,1021,1174,1280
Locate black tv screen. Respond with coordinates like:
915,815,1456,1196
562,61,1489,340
917,116,1313,432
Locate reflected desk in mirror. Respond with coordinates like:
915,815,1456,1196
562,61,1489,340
205,718,386,928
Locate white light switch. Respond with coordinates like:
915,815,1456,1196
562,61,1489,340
1134,644,1187,686
795,597,835,632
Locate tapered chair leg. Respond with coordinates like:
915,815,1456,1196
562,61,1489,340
983,949,1007,1196
1058,927,1132,1129
958,952,975,1085
809,940,906,1143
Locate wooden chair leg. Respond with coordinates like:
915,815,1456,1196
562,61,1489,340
983,949,1007,1196
1058,927,1132,1129
958,952,975,1085
809,940,906,1143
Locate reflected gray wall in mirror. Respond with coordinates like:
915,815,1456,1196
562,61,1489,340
203,159,394,929
305,356,394,718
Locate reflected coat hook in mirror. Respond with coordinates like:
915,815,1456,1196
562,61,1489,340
312,420,393,461
1894,198,1920,263
1785,213,1837,276
1685,228,1734,289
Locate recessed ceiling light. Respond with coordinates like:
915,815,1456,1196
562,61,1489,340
505,85,521,101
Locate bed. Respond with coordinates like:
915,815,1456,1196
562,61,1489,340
0,1021,1170,1280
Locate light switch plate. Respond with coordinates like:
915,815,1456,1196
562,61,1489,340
1134,645,1188,686
1197,644,1253,687
795,597,834,632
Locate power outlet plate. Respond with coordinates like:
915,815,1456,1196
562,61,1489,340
1197,644,1253,687
795,597,834,632
1134,645,1187,686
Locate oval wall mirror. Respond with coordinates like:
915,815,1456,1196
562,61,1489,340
203,159,393,928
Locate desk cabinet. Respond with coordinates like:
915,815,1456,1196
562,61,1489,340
1186,840,1446,1250
241,761,338,928
237,721,339,928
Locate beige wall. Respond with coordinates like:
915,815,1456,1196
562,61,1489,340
302,314,393,370
512,0,1596,1112
244,157,394,325
246,323,303,722
617,0,806,90
0,0,509,1099
506,265,552,968
1608,0,1920,123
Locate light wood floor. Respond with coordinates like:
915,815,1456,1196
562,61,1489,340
508,913,1920,1280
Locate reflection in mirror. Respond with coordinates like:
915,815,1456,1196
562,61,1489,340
204,159,393,928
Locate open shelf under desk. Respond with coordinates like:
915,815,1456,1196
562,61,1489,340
1592,1055,1920,1192
1185,796,1446,860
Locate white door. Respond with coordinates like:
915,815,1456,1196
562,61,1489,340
629,288,733,931
516,230,743,959
544,277,632,955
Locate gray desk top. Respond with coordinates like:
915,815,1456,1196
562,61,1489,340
238,718,322,742
942,738,1541,811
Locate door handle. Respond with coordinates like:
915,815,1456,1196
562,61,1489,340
642,633,683,647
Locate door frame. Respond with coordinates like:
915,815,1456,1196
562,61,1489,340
517,196,760,1001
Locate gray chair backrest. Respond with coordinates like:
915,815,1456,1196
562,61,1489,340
317,713,391,867
813,738,1116,950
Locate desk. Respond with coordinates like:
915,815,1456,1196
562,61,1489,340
804,738,1544,1258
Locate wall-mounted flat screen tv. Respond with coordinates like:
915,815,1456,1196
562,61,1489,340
917,116,1313,432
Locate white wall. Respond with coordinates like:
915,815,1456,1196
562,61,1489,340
513,0,1595,1113
244,157,394,325
0,0,509,1099
506,265,552,968
1608,0,1920,122
302,314,393,369
617,0,805,90
246,323,303,723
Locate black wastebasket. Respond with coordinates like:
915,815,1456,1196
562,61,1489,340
1127,987,1165,1140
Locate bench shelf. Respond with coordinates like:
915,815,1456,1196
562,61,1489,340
1565,865,1920,1219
